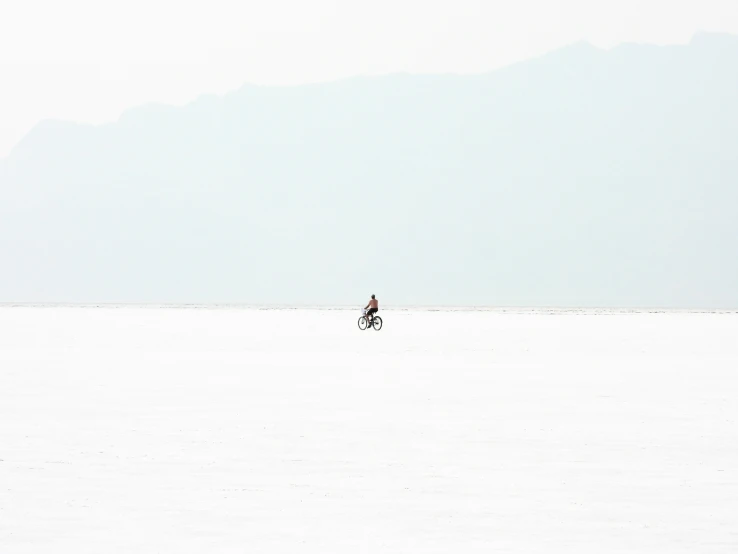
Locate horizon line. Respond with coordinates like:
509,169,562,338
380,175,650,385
1,302,736,313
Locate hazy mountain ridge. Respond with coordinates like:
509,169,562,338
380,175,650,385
2,34,737,306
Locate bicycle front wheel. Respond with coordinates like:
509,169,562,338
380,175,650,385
358,316,368,330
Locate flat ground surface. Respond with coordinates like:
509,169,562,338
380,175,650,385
1,307,737,553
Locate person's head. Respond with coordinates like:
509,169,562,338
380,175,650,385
371,294,375,299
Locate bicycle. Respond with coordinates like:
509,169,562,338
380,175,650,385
358,309,383,331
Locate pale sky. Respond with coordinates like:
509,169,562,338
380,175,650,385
2,0,738,158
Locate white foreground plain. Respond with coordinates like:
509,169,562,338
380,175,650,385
1,307,737,552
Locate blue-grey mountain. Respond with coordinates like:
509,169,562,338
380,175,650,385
1,33,737,306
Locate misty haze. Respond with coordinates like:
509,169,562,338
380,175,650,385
3,33,737,306
3,8,738,552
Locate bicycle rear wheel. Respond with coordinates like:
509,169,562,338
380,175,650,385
358,316,368,330
372,316,383,331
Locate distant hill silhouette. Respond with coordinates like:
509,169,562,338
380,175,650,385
2,33,737,306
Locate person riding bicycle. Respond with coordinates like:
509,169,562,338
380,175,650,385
364,295,379,324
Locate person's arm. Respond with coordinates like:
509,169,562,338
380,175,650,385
364,301,370,309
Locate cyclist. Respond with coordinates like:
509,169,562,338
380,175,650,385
364,294,379,325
